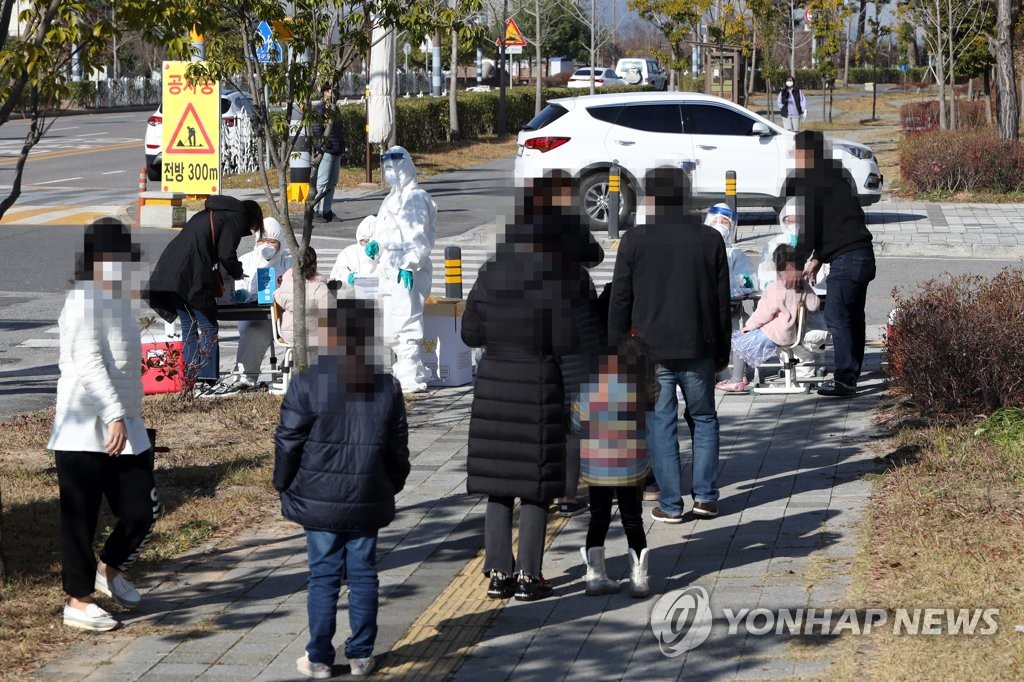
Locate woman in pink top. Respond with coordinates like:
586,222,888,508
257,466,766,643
717,244,820,393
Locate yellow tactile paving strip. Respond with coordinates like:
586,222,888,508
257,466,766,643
381,510,572,679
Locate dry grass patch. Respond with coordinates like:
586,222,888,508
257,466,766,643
828,411,1024,680
0,393,282,676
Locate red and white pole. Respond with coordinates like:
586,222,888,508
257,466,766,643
137,168,147,222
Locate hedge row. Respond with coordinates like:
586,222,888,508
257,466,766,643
900,100,990,134
899,128,1024,193
332,85,652,166
752,66,929,90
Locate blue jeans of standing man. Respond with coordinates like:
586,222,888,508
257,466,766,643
824,246,876,387
648,358,720,516
316,152,342,217
304,529,379,666
175,300,219,382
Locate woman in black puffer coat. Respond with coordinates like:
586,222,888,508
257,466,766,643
462,173,583,602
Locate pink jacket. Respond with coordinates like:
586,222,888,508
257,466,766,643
274,269,330,347
742,280,820,346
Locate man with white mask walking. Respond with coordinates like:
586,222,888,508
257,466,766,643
362,146,437,393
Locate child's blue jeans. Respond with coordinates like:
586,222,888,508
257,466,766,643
304,529,379,665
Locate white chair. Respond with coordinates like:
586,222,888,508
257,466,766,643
753,303,819,395
269,301,293,396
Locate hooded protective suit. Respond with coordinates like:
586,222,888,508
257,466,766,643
705,203,756,298
330,216,379,286
371,146,438,393
230,217,294,383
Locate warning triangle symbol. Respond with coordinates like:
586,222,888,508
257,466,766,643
496,18,527,47
166,102,215,155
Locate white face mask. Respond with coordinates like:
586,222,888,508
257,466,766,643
384,167,400,187
101,260,129,281
713,225,730,244
259,244,278,260
786,82,794,88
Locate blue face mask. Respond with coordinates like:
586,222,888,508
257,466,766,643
787,233,798,247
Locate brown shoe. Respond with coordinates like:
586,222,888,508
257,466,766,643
650,507,683,524
692,501,719,518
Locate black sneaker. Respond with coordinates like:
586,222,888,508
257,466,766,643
817,379,857,397
486,572,515,599
201,374,254,398
514,573,553,601
692,501,719,518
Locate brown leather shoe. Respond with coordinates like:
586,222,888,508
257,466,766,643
692,501,719,518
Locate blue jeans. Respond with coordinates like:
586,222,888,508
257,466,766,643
175,302,219,382
316,152,342,216
825,246,876,386
648,358,720,515
304,529,379,665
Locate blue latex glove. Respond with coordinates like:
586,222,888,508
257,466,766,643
398,269,413,290
347,272,356,285
233,288,248,304
364,240,380,259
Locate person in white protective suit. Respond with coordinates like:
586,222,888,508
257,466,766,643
703,204,759,392
757,199,830,378
329,215,379,287
206,217,293,397
363,146,437,393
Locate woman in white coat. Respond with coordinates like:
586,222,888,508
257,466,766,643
47,219,161,632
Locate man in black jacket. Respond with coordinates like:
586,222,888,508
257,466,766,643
788,130,876,397
608,166,731,522
313,84,345,224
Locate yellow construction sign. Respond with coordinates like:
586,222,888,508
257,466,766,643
161,61,220,194
495,18,527,47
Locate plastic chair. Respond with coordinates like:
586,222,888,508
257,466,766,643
753,303,819,395
269,301,293,396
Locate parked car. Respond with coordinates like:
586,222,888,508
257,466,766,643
514,91,883,230
567,68,626,89
144,90,255,181
615,58,668,91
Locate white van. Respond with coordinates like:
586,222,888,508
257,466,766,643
615,58,668,91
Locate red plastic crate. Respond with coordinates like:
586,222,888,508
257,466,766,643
141,340,185,395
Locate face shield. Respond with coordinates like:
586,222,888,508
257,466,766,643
381,146,416,189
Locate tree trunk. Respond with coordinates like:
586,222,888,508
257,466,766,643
947,0,957,130
589,0,596,96
858,0,868,41
449,28,459,139
994,0,1020,140
0,486,6,580
534,0,542,115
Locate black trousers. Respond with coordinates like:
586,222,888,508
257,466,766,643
55,449,160,598
483,496,548,578
586,484,646,554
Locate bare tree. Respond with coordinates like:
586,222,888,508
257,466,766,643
562,0,621,95
990,0,1021,140
901,0,988,128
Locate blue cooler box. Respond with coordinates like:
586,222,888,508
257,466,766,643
257,267,276,304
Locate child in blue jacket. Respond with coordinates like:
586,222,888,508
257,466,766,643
274,295,410,679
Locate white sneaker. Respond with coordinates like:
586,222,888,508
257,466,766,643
348,656,376,676
296,654,331,679
95,570,141,609
63,602,117,632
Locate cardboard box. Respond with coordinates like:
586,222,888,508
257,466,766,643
420,298,473,387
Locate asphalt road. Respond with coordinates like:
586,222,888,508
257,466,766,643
0,110,149,190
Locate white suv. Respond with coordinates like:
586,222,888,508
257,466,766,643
615,58,668,91
514,91,883,230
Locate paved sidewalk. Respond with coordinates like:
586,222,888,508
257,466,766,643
37,339,887,680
